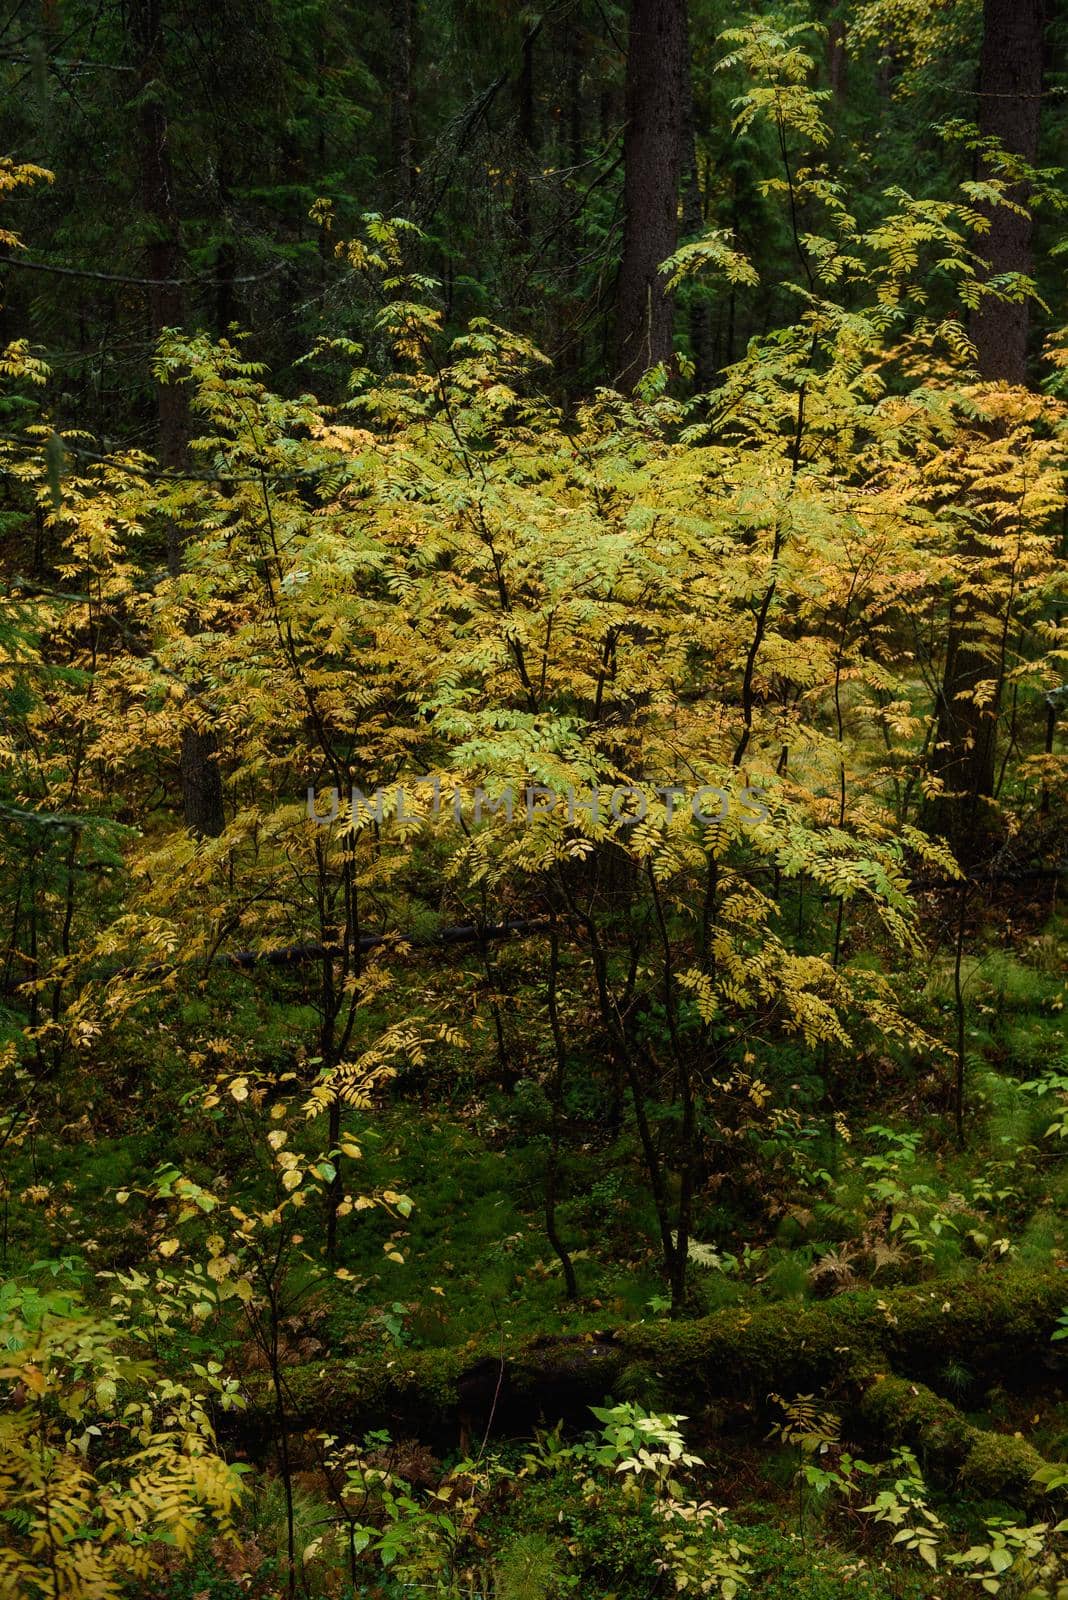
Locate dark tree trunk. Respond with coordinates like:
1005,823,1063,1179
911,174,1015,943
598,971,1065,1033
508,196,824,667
826,19,847,105
567,14,584,170
932,0,1044,853
132,0,225,839
612,0,688,392
969,0,1044,382
179,725,225,838
389,0,415,207
214,152,236,334
133,0,185,503
512,20,536,249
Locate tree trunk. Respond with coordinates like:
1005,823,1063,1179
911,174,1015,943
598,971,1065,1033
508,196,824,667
389,0,415,207
932,0,1044,853
567,13,584,170
214,151,236,334
512,19,536,250
132,0,225,840
133,0,185,502
612,0,688,392
969,0,1044,383
825,19,847,106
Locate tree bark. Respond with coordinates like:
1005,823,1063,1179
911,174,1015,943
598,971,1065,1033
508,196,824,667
932,0,1045,853
612,0,688,391
133,0,185,501
969,0,1045,383
567,13,584,171
131,0,225,839
512,19,536,249
389,0,415,207
825,19,847,107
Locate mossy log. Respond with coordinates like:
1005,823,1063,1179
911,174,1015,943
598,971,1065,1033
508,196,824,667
857,1375,1050,1504
232,1268,1068,1490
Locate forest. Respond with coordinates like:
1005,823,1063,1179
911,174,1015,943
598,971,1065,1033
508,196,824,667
0,0,1067,1594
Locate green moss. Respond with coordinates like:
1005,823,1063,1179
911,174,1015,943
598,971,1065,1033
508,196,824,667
234,1267,1068,1482
859,1377,972,1465
858,1377,1051,1504
240,1345,465,1444
960,1431,1045,1500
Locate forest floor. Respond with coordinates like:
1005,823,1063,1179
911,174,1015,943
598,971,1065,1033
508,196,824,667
7,899,1068,1597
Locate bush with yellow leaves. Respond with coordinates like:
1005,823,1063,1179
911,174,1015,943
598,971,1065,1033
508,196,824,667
0,1277,244,1599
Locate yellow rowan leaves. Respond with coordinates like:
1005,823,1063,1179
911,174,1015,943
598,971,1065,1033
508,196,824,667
0,1294,241,1596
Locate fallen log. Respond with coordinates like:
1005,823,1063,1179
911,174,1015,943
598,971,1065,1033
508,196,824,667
857,1375,1051,1504
229,1267,1068,1500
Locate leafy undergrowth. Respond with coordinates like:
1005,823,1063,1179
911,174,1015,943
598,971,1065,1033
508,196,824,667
152,1400,1066,1600
5,929,1068,1368
4,924,1068,1600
